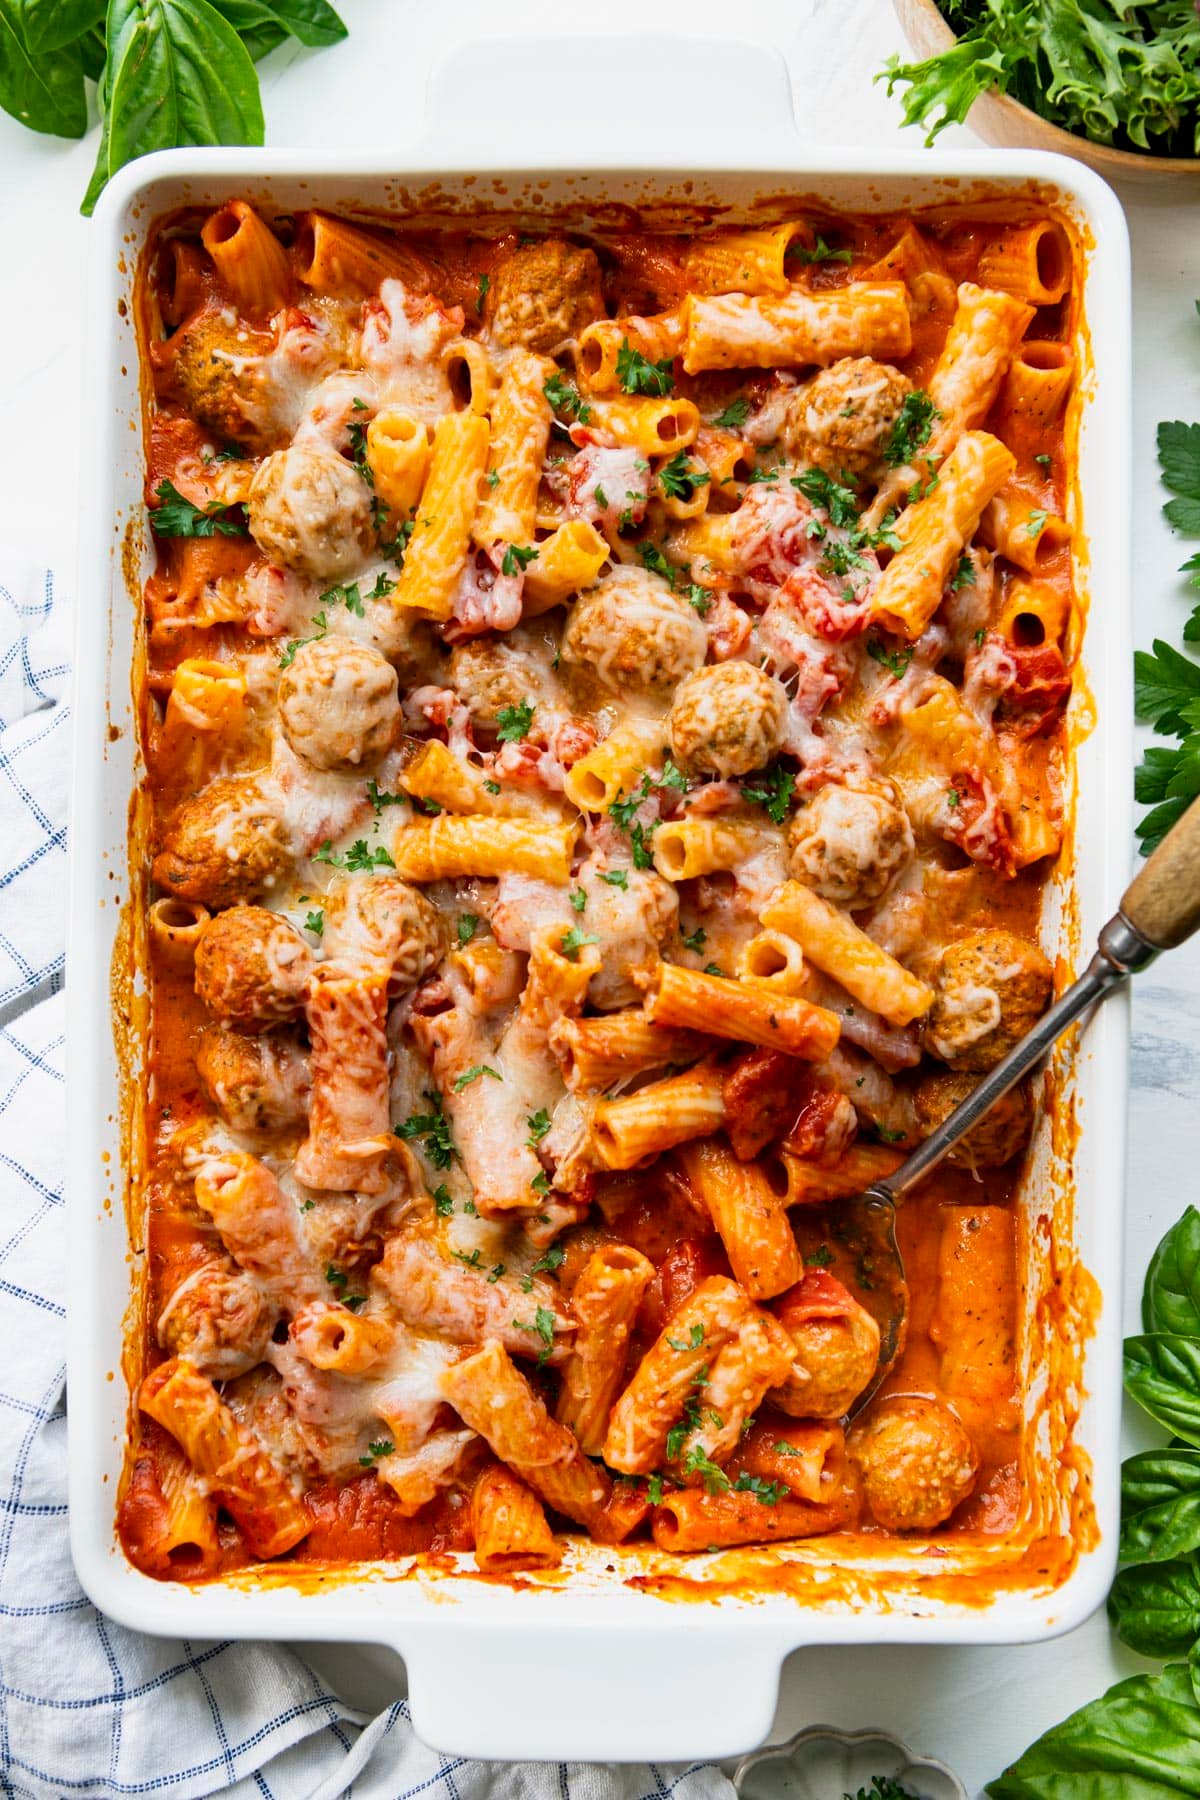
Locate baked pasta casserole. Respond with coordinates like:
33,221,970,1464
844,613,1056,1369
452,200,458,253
120,199,1079,1576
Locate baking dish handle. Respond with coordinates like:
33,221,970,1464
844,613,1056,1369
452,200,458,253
418,31,801,162
398,1620,787,1761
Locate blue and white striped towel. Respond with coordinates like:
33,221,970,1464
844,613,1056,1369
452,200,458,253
0,556,732,1800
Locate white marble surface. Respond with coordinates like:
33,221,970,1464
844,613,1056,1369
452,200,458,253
2,0,1197,1792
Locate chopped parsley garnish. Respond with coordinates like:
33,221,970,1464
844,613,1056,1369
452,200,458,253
599,869,628,889
358,1439,394,1467
304,909,324,937
731,1473,786,1505
395,1092,457,1169
790,234,855,266
483,779,502,795
530,1170,552,1196
1034,452,1052,469
790,466,860,529
659,757,690,792
681,926,707,954
453,1248,484,1269
951,553,976,591
686,583,711,616
646,1474,665,1504
947,788,961,809
882,390,940,467
366,778,406,814
321,580,365,617
569,887,588,913
514,1304,557,1366
866,637,913,679
608,775,657,869
703,962,728,977
804,1244,835,1268
346,419,373,486
740,764,795,824
278,611,329,668
712,396,750,430
658,450,710,502
430,1184,454,1217
150,478,249,539
325,1263,348,1291
1026,508,1049,536
616,338,675,396
486,1262,506,1285
495,700,535,743
667,1324,705,1352
457,913,479,945
501,542,539,577
453,1064,502,1092
682,1444,730,1495
637,540,679,585
818,537,870,578
530,1245,565,1278
526,1109,553,1147
845,1782,923,1800
560,925,600,961
477,272,489,314
367,570,395,600
313,839,395,872
543,371,592,424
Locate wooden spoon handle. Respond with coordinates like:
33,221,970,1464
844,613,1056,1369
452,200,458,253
1122,796,1200,950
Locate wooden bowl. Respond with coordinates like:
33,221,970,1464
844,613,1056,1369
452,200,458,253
894,0,1200,187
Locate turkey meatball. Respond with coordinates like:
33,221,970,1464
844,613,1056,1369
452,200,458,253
278,634,400,771
194,907,314,1030
157,1258,274,1378
847,1394,980,1531
787,777,914,906
926,929,1054,1071
449,637,546,728
484,239,605,353
561,566,706,694
912,1070,1034,1170
770,1272,881,1420
196,1025,311,1133
153,774,291,910
781,357,914,478
323,875,445,991
247,444,374,580
668,661,788,778
170,311,284,455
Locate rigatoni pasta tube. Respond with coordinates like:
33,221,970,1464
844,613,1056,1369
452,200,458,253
976,219,1071,307
563,722,663,813
201,201,292,316
683,222,812,296
522,926,600,1029
682,283,912,375
148,897,210,965
997,341,1074,443
549,1012,707,1093
761,882,934,1029
980,483,1070,573
161,659,245,785
678,1137,804,1301
585,395,700,456
292,210,419,296
603,1276,752,1474
471,1464,562,1573
590,1062,726,1170
868,431,1016,641
676,1311,796,1471
667,510,737,573
651,1482,859,1550
473,349,553,548
288,1302,392,1375
294,974,392,1194
392,815,578,884
392,411,490,619
556,1244,655,1454
440,1341,612,1532
577,312,684,393
399,740,551,819
994,576,1072,648
366,410,430,517
645,963,841,1062
653,817,769,882
140,1358,310,1559
153,1445,220,1568
737,929,807,997
778,1142,905,1206
733,1419,848,1504
521,521,609,615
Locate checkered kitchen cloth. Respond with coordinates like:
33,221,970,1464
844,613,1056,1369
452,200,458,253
0,556,734,1800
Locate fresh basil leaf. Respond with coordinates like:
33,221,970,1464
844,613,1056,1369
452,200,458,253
208,0,346,49
1107,1558,1200,1658
986,1662,1200,1799
0,1,86,136
1122,1449,1200,1566
1125,1335,1200,1447
80,49,110,214
18,0,104,52
104,0,263,200
77,19,105,78
1145,1205,1200,1336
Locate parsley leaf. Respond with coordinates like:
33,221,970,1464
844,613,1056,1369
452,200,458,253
359,1439,395,1466
713,397,750,430
881,390,940,467
731,1472,786,1505
501,543,539,577
616,338,675,396
667,1324,705,1352
395,1092,457,1169
740,764,795,824
600,869,628,889
530,1245,565,1278
278,611,329,668
637,541,679,586
304,908,324,937
365,778,405,814
951,553,976,591
790,234,855,266
150,479,249,539
1026,507,1049,537
658,450,710,502
1159,419,1200,534
430,1184,454,1217
457,913,479,945
496,700,535,743
682,1443,730,1495
526,1109,552,1147
543,371,592,424
453,1064,502,1092
477,272,489,315
560,926,600,961
321,580,364,617
313,839,395,872
805,1244,835,1268
569,887,588,913
514,1305,557,1366
866,637,914,680
681,926,707,954
791,466,860,529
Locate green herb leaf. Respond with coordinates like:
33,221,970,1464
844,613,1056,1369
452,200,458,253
495,700,534,743
365,777,405,814
658,449,710,502
1125,1334,1200,1447
525,1108,552,1148
358,1437,394,1466
560,926,600,962
731,1472,786,1505
986,1661,1200,1799
804,1245,834,1269
150,477,248,538
1108,1559,1200,1658
0,2,89,137
457,913,479,945
543,371,592,424
740,764,795,824
713,397,750,430
791,466,859,529
1145,1206,1200,1337
667,1324,705,1352
616,338,675,397
680,926,706,954
569,887,587,913
395,1091,457,1169
791,235,855,266
882,390,939,467
501,542,538,577
430,1183,454,1217
530,1245,564,1278
514,1304,556,1366
599,869,628,889
303,908,324,936
453,1064,502,1093
1121,1448,1200,1566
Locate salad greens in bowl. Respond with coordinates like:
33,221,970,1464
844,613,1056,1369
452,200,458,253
889,0,1200,181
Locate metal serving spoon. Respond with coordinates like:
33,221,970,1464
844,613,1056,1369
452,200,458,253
841,792,1200,1414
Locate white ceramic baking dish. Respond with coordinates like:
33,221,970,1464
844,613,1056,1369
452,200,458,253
66,36,1133,1762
